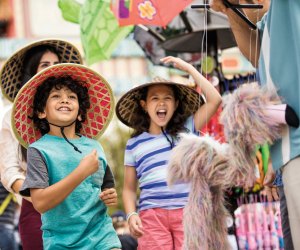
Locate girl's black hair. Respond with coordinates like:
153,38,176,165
131,84,188,137
21,45,61,87
20,45,60,161
30,76,90,135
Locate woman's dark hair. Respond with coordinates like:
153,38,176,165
20,45,60,161
131,84,188,137
30,76,90,135
21,45,61,87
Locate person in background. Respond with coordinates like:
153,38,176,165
211,0,300,248
112,210,138,250
0,182,18,250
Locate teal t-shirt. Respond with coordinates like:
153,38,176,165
257,1,300,171
29,134,121,250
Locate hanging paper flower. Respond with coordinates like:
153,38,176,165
138,0,156,20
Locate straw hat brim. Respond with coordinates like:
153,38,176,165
116,81,204,128
12,63,114,148
0,38,83,102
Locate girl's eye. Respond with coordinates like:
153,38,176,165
69,95,77,99
51,94,60,98
40,63,49,68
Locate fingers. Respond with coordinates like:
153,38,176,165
263,186,279,202
99,188,118,206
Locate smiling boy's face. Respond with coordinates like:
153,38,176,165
38,86,80,128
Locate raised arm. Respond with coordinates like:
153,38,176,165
160,56,222,131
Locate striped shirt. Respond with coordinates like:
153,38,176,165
125,116,196,211
257,1,300,171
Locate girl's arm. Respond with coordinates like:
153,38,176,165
31,149,99,213
161,56,222,131
123,166,143,237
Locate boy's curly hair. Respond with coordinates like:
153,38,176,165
131,84,189,137
30,75,90,135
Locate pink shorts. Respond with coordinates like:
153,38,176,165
138,207,184,250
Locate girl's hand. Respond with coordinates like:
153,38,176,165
99,188,117,206
78,149,99,177
128,214,144,238
160,56,194,73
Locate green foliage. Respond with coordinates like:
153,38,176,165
99,119,131,213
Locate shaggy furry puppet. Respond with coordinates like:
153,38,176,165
220,82,284,184
168,133,233,250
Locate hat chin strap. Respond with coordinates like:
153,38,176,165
161,127,174,149
47,119,82,153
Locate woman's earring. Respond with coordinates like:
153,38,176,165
78,115,82,121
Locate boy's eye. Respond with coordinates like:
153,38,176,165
69,95,77,99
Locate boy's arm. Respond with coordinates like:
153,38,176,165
99,165,117,206
23,148,99,214
101,164,115,189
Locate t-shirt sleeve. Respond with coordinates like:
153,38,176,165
19,147,49,197
101,164,115,189
257,12,268,42
185,115,198,135
124,138,135,167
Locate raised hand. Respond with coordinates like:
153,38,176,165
160,56,194,74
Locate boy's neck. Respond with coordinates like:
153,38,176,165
48,125,78,139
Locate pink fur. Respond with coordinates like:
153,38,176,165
220,82,283,184
168,134,232,250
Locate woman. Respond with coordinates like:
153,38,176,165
0,39,83,249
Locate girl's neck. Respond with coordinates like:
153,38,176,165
149,124,166,135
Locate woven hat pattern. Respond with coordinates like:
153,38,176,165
12,64,114,148
1,39,83,102
116,82,203,128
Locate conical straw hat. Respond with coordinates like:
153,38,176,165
0,38,83,102
116,81,204,128
12,63,114,148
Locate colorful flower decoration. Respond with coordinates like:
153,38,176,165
138,0,156,20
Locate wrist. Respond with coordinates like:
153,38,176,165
126,211,138,222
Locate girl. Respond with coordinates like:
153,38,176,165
13,64,121,249
116,56,222,249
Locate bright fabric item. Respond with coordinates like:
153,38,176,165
58,0,133,65
138,208,184,250
234,202,283,250
125,116,195,211
25,134,121,250
111,0,193,27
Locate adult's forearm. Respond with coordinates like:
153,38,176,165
224,8,260,67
